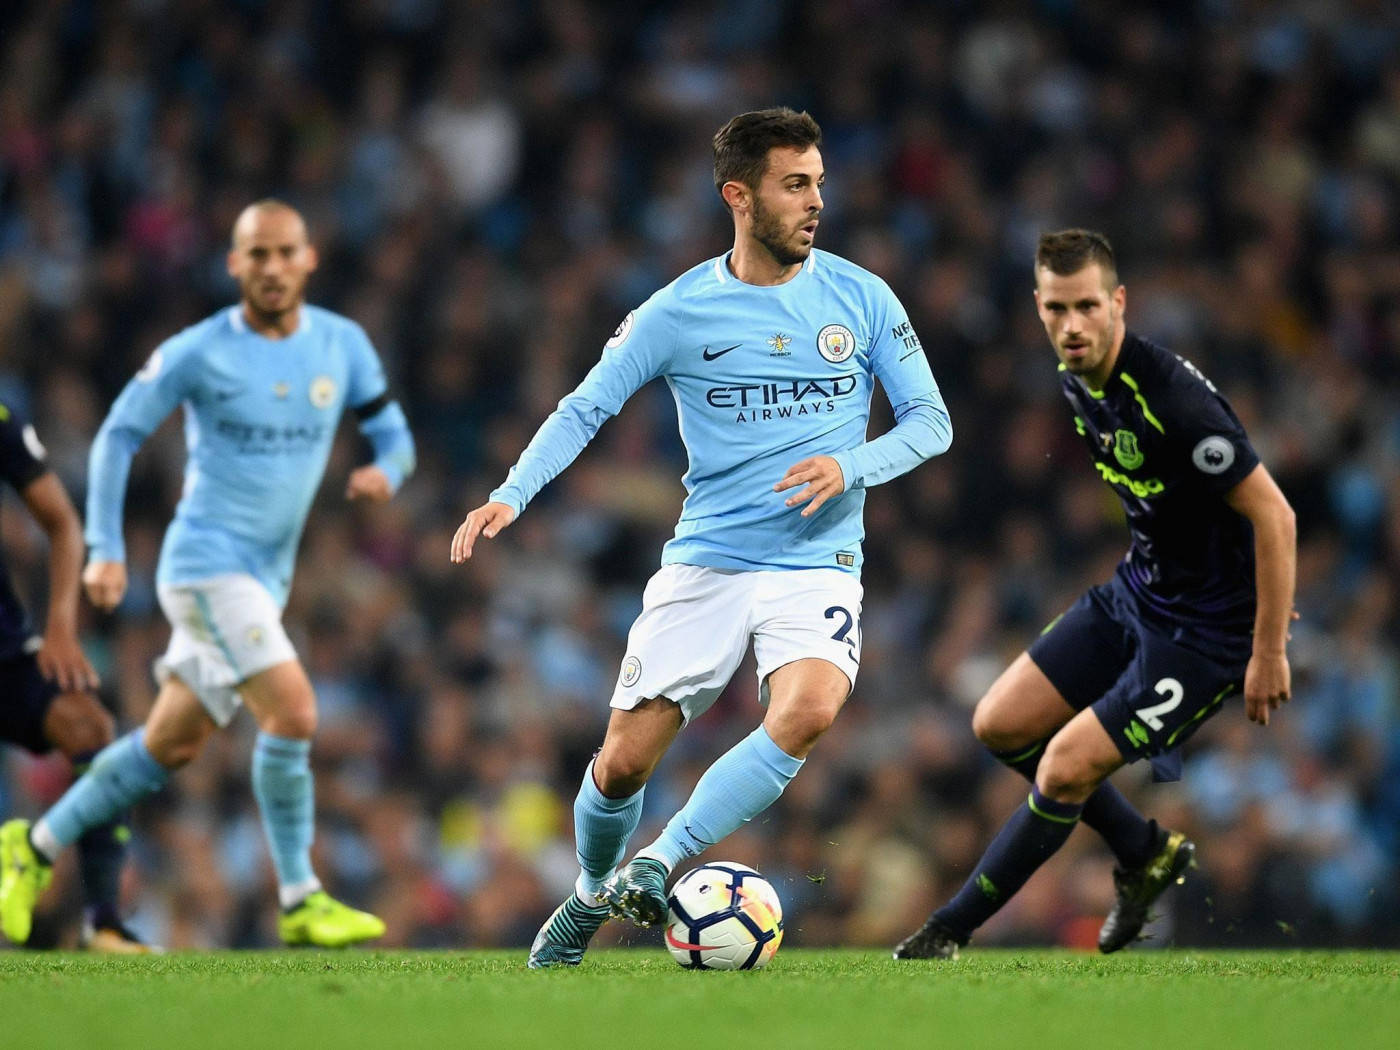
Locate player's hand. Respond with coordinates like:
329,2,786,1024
346,465,393,503
451,502,517,563
774,456,846,518
36,628,100,692
1243,650,1291,726
83,560,127,613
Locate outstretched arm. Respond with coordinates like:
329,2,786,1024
1224,463,1297,725
454,300,674,560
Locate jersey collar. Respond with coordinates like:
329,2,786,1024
228,304,314,338
712,249,817,285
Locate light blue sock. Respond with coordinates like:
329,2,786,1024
251,733,320,907
641,726,804,870
33,730,168,857
573,759,644,901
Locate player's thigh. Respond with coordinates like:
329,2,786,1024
1091,628,1247,768
751,569,863,703
157,574,297,730
143,675,218,768
970,652,1078,752
1036,706,1126,802
1023,585,1135,719
42,690,115,757
610,565,755,726
239,659,317,738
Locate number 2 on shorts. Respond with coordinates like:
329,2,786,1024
1136,677,1184,731
825,605,859,658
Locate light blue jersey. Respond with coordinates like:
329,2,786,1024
87,305,415,606
492,249,951,573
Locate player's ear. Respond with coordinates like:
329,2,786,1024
1113,284,1126,312
226,249,240,279
305,245,320,273
721,180,749,214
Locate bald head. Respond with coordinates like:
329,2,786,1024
231,199,307,249
227,199,318,334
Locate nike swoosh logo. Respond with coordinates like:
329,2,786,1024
702,344,741,361
898,347,922,361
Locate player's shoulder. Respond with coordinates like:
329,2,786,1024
661,256,731,305
152,308,238,365
810,249,895,296
303,304,372,344
1122,331,1222,401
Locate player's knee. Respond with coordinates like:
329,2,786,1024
1035,738,1096,803
971,697,1021,751
593,749,653,798
260,704,317,740
766,696,841,756
45,694,115,758
144,722,209,769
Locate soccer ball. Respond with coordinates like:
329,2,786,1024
664,861,783,970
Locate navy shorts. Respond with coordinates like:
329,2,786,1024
0,650,60,755
1028,577,1250,781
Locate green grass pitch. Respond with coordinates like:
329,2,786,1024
2,949,1397,1050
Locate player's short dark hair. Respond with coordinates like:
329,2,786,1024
1035,229,1118,286
713,108,822,204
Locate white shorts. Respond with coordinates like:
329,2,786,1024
156,574,298,727
611,564,863,724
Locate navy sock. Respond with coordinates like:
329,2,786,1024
935,786,1083,941
70,751,130,930
991,742,1159,869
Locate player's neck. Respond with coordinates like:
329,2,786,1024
727,238,804,287
241,301,304,340
1084,324,1127,391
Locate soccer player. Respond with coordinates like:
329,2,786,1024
451,108,953,968
0,403,148,951
894,229,1296,960
0,200,415,948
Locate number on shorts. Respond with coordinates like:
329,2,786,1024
1136,677,1184,731
825,605,858,656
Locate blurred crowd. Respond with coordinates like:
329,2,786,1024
1,0,1397,951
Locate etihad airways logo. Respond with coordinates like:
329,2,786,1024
706,375,858,423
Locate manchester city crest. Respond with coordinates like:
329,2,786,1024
817,323,856,363
620,655,642,687
309,375,337,408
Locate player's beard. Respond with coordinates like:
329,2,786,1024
243,277,303,326
751,197,811,267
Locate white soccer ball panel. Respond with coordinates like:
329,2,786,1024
664,862,783,971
